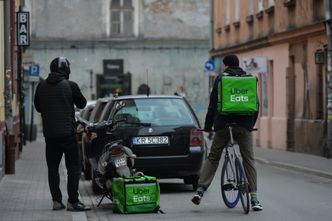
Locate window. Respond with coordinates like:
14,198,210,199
224,0,231,31
256,0,264,19
248,0,254,15
258,0,264,12
246,0,254,23
233,0,240,28
225,0,230,25
284,0,296,7
260,0,275,8
110,0,134,36
111,98,196,126
234,0,240,22
268,0,275,7
265,0,275,13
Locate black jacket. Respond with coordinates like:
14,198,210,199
204,67,259,132
34,72,87,139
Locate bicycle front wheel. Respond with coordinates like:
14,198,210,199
235,159,250,214
221,157,240,208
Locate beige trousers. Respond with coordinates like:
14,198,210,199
198,127,257,192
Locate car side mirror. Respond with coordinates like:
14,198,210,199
114,101,126,116
114,113,129,122
115,101,125,110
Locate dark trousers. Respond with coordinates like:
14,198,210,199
45,135,81,204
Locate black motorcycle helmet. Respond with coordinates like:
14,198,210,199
50,56,71,78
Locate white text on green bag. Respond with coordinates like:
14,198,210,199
218,76,258,115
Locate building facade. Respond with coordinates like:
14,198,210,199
211,0,329,156
0,0,5,179
1,0,23,180
25,0,211,125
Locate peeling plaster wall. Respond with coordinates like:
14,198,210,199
143,0,210,39
26,0,211,126
29,44,209,125
29,0,210,40
31,0,108,39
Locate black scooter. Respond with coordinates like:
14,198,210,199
76,104,148,206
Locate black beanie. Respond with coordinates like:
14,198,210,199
223,54,239,67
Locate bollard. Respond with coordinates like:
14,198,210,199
5,135,16,174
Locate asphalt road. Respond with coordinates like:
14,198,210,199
80,161,332,221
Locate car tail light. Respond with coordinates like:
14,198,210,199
190,129,204,146
110,146,124,155
86,131,97,139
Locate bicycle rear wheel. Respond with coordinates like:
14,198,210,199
235,159,250,214
221,157,240,208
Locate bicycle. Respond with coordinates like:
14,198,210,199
220,124,250,214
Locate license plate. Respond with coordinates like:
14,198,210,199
113,157,127,168
132,136,169,145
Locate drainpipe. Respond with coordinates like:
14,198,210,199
4,0,16,173
209,0,214,52
325,0,332,158
18,2,25,150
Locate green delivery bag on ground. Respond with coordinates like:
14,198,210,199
112,176,161,214
218,75,258,115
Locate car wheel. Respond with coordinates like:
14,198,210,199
83,159,92,180
91,168,103,194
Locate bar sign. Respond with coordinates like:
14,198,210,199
16,11,30,46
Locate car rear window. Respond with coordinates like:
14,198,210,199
110,98,197,126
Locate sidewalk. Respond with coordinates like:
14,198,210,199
254,146,332,179
0,140,88,221
0,140,331,221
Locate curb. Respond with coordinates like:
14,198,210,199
255,157,332,179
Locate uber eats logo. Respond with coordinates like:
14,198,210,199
132,187,151,203
230,88,249,102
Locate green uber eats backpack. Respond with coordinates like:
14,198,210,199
218,73,258,115
112,176,161,214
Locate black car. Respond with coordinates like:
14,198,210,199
106,95,207,189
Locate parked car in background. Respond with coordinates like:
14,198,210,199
75,100,97,117
80,97,111,180
77,102,96,148
100,95,207,190
76,100,97,174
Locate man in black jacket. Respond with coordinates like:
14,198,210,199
191,54,263,211
34,57,90,211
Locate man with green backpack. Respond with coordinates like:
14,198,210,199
191,54,263,211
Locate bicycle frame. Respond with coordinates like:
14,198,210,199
223,126,239,191
221,125,250,214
